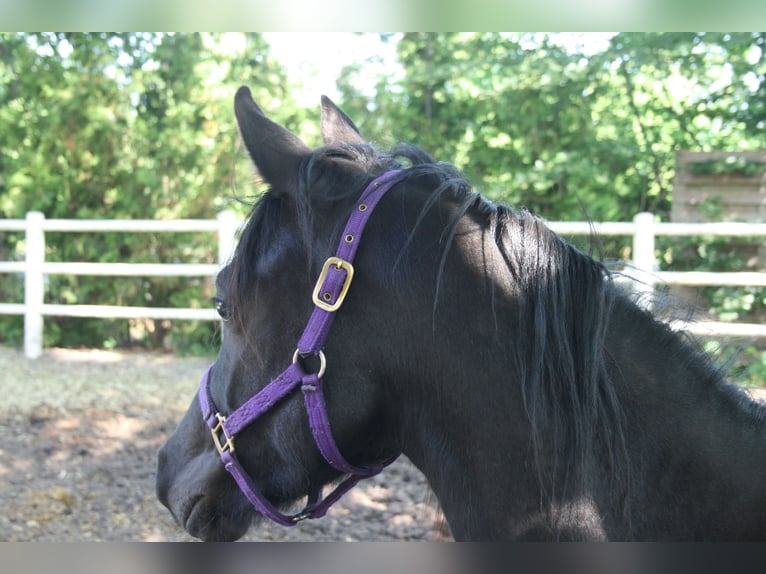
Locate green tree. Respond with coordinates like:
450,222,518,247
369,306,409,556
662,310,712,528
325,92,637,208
340,33,636,219
0,32,300,351
338,33,765,222
590,32,766,215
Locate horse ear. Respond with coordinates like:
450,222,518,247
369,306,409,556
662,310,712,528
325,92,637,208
320,95,365,145
234,85,310,190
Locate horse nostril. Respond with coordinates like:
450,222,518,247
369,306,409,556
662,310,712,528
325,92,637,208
182,495,206,530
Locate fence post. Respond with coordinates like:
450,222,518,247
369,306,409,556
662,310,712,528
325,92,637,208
24,211,45,359
217,210,238,266
632,212,656,306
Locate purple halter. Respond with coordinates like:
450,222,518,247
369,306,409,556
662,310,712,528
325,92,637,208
198,169,405,526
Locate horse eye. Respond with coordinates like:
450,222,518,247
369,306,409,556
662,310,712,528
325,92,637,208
212,297,230,321
326,150,354,161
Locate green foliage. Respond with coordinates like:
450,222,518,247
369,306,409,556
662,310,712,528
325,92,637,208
0,32,297,351
658,232,766,385
703,340,766,388
339,32,765,222
687,157,766,177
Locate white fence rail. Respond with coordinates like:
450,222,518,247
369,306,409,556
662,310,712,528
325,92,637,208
1,211,766,358
0,211,238,358
548,213,766,339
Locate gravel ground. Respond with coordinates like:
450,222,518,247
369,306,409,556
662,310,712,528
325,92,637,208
4,345,764,543
0,346,448,542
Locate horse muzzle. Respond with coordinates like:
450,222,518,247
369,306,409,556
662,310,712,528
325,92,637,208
156,425,254,541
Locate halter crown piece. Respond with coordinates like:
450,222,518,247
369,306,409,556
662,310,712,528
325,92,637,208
198,170,405,526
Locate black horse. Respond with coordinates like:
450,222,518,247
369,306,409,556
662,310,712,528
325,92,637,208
157,86,766,541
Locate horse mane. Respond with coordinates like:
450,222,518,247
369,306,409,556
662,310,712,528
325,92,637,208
645,301,766,425
363,146,635,517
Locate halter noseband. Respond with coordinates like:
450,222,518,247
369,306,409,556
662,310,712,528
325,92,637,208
198,169,404,526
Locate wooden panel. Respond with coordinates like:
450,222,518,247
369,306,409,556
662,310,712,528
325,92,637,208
672,151,766,223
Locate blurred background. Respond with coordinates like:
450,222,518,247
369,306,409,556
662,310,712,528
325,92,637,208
1,32,765,381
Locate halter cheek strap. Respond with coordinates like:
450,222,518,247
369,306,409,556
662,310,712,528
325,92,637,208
199,169,405,526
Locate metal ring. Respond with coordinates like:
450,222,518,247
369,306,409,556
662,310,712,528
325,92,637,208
292,349,326,379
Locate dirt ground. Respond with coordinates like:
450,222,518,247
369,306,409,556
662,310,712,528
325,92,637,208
3,345,765,543
0,346,445,542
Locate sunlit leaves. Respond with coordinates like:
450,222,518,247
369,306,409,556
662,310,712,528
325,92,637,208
0,32,296,350
338,32,765,223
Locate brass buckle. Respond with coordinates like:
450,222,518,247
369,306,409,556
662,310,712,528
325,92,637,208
312,257,354,312
211,413,235,455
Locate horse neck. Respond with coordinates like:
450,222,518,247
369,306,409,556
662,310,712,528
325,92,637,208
380,195,766,540
397,290,766,540
394,339,536,540
604,297,766,540
386,205,621,540
388,216,609,540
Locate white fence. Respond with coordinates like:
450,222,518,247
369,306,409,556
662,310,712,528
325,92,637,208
0,211,238,358
1,211,766,358
549,213,766,339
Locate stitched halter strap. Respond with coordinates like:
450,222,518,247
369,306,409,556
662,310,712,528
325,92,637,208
199,169,404,526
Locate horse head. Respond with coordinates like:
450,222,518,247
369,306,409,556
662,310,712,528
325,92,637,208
156,87,420,541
